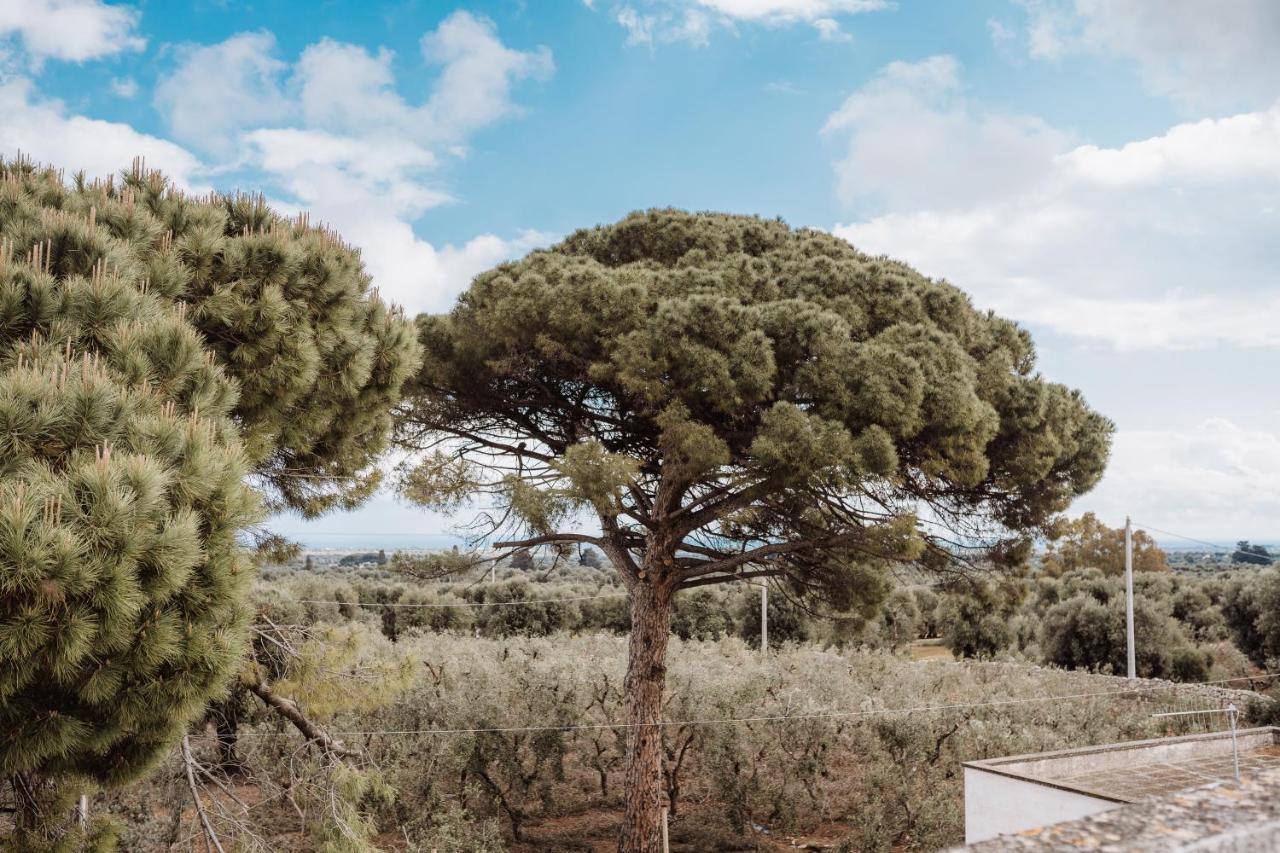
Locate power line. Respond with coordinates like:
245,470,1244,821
207,672,1280,740
268,532,466,538
1131,521,1235,552
287,592,628,609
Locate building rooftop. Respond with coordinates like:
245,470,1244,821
964,726,1280,804
965,763,1280,851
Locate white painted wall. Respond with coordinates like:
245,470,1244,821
964,767,1119,844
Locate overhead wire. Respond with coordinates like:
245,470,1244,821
201,672,1280,740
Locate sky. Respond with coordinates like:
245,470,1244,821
2,0,1278,546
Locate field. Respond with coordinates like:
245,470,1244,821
94,630,1270,852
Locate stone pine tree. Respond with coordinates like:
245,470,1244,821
395,210,1113,852
0,157,421,843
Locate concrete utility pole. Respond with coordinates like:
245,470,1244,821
1125,516,1136,680
760,583,768,657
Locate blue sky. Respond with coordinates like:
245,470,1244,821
3,0,1279,544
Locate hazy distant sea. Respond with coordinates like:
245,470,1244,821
272,532,471,551
260,532,1273,554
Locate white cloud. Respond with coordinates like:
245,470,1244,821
812,17,851,42
1014,0,1280,111
0,0,144,64
276,178,554,315
616,5,712,47
829,57,1280,350
420,10,554,138
986,18,1015,45
695,0,888,22
599,0,886,45
824,55,1071,210
0,78,202,187
290,15,552,143
109,76,138,98
1078,419,1280,539
154,32,291,158
143,11,553,314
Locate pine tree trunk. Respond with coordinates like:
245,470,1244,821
618,578,674,853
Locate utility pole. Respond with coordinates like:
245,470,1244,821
760,583,768,658
1125,516,1136,680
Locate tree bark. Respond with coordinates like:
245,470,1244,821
618,577,674,853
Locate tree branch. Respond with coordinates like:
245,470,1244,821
492,532,605,549
247,679,358,759
677,568,787,590
182,735,226,853
677,530,908,581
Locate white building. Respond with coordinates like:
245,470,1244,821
963,726,1280,844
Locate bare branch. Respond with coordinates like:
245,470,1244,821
493,532,605,550
678,568,787,590
247,679,358,760
182,735,226,853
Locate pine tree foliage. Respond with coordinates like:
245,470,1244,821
0,223,257,789
401,209,1113,587
0,157,422,517
0,156,420,838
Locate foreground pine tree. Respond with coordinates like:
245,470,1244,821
0,245,257,842
0,158,420,845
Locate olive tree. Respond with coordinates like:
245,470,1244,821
395,209,1111,851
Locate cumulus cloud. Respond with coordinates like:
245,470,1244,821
0,0,144,64
600,0,885,46
1077,419,1280,540
615,5,712,47
109,76,138,98
154,32,292,158
145,11,553,313
829,56,1280,350
1013,0,1280,111
696,0,888,21
0,78,201,187
812,18,851,42
824,55,1071,210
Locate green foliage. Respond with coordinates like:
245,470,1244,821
737,587,811,649
0,203,259,797
1042,513,1169,575
397,210,1112,844
876,587,922,650
1039,591,1202,680
311,764,397,853
938,582,1013,660
0,158,421,518
671,589,734,640
1232,541,1273,566
337,552,382,567
270,621,417,719
400,207,1113,606
92,628,1263,851
1221,567,1280,667
467,579,580,637
0,158,419,843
